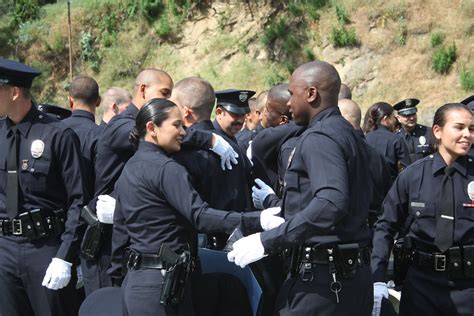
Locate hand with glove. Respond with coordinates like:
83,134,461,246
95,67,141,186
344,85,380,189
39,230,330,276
211,133,239,170
96,194,116,224
227,233,267,268
42,258,72,290
260,206,285,231
372,282,389,316
252,178,276,209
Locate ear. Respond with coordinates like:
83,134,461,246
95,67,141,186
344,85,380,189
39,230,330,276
68,96,74,109
112,103,119,114
146,121,157,136
96,96,101,108
432,124,442,141
139,84,147,100
307,86,318,103
10,86,20,101
183,106,193,118
215,107,223,117
279,115,289,125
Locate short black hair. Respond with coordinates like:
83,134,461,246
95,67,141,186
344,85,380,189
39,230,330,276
69,75,100,106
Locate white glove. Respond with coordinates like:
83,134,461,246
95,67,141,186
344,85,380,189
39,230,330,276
246,140,253,164
252,178,276,209
372,282,389,316
211,133,239,170
76,264,83,289
42,258,72,290
96,194,116,224
227,233,267,268
260,206,285,231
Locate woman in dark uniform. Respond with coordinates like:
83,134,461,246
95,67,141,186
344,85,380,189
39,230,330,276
371,103,474,316
363,102,410,180
114,98,278,316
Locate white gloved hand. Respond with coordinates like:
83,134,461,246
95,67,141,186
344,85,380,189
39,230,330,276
227,233,267,268
76,264,84,289
246,140,253,163
211,133,239,170
260,206,284,231
372,282,389,316
252,178,276,209
96,194,116,224
42,258,72,290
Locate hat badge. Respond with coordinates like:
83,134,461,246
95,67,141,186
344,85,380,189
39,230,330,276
468,181,474,201
406,100,412,106
31,140,45,158
239,92,248,103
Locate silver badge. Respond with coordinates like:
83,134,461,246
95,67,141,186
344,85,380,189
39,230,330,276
239,92,248,103
468,181,474,201
31,140,45,159
21,160,28,170
406,99,412,106
419,136,426,146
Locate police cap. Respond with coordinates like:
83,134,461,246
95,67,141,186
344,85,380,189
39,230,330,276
216,89,256,115
393,98,420,116
37,104,72,120
0,58,41,88
460,95,474,111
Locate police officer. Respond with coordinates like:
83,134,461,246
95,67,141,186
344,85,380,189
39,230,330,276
236,93,265,152
394,98,434,164
372,103,474,316
363,101,410,180
115,98,283,316
99,87,131,126
229,61,374,315
0,59,86,315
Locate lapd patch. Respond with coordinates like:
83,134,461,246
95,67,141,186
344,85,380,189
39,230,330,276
31,140,44,158
418,136,426,146
239,92,248,103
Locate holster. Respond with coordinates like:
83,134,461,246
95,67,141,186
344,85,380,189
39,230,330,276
393,238,413,286
463,245,474,278
334,243,360,279
448,246,463,279
159,244,192,307
80,206,105,260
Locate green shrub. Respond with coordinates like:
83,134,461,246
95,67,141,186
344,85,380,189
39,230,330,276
264,66,287,87
430,32,444,48
432,44,457,74
304,47,316,61
288,3,303,16
460,68,474,91
336,5,350,24
155,14,171,38
396,16,407,46
11,0,40,28
261,18,288,46
330,25,358,47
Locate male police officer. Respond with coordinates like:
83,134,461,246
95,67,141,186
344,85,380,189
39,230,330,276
100,87,131,126
229,61,373,315
394,98,434,164
0,59,86,315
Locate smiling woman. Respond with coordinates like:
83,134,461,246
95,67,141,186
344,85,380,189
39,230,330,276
371,103,474,316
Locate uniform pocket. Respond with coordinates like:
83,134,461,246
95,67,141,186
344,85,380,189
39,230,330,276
20,158,51,193
410,201,436,240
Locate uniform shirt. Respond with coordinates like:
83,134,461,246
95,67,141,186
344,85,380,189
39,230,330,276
371,153,474,282
397,124,434,164
260,106,372,251
236,123,264,152
0,105,87,262
63,109,102,197
250,121,305,190
365,126,410,180
212,120,254,211
114,141,261,255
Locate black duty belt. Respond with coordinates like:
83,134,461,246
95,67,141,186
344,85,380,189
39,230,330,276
411,245,474,277
0,209,65,240
299,246,371,265
126,250,166,270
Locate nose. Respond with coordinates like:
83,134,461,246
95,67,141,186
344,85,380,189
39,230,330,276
179,125,186,137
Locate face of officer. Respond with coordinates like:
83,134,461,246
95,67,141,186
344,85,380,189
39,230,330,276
381,111,399,132
262,98,287,128
287,80,312,126
433,106,474,163
0,85,13,116
396,112,417,131
215,107,245,137
146,106,186,153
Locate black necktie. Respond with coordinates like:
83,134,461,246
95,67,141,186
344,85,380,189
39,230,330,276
6,126,19,219
434,166,455,253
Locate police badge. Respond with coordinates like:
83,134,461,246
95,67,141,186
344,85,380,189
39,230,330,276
239,91,248,103
31,140,45,158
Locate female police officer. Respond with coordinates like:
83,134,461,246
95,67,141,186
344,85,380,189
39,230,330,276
363,102,410,180
371,103,474,316
114,98,283,316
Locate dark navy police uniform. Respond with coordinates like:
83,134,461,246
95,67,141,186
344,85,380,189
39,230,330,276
236,123,264,152
0,105,86,316
372,153,474,315
260,106,373,316
115,141,260,316
397,124,434,164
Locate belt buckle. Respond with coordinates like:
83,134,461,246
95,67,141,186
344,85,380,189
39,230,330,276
12,219,22,235
434,254,446,271
128,253,140,269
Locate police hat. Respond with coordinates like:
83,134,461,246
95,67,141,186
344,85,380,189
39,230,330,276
393,98,420,116
0,58,41,88
216,89,256,115
460,95,474,111
37,104,72,120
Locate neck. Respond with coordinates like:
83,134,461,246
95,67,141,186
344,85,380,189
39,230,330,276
102,111,115,123
73,103,95,115
8,99,32,124
404,125,415,132
438,148,458,167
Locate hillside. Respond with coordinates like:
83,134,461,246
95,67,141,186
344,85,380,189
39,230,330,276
1,0,473,124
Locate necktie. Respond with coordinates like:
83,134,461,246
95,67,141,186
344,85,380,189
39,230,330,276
434,166,455,253
6,126,19,219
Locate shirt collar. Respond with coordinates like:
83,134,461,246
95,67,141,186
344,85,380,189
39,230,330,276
212,119,236,141
71,109,95,121
126,103,139,116
137,140,169,156
308,106,341,128
432,152,468,177
6,103,39,138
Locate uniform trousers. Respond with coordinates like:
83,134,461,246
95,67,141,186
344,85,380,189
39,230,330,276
122,268,194,316
82,238,112,296
0,235,81,316
399,266,474,316
274,263,373,316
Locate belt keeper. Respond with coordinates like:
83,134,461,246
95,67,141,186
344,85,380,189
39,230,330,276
301,262,314,282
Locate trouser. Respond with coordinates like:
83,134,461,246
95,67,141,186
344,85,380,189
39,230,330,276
274,263,373,316
0,235,81,316
122,268,194,316
399,266,474,316
82,239,112,296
